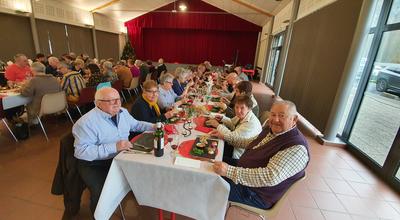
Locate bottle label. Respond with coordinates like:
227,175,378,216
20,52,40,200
160,138,164,149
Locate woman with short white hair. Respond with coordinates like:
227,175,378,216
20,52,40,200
102,61,118,83
158,73,186,110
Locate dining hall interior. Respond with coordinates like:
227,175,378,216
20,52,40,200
1,0,400,219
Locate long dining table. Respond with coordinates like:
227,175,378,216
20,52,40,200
0,89,31,110
94,117,230,220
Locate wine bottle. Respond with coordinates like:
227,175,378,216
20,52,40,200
154,121,164,157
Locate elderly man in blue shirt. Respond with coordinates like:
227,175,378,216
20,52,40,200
72,87,155,215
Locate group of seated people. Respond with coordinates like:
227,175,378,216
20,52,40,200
3,52,309,217
2,52,168,123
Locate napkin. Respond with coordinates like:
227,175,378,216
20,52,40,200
193,117,213,133
164,124,176,135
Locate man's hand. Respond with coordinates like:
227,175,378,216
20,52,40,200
116,140,132,152
213,161,228,176
209,130,224,139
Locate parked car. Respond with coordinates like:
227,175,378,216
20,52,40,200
376,66,400,94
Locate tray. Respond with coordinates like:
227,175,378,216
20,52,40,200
190,137,218,160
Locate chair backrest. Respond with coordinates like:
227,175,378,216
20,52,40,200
112,80,123,92
40,91,68,116
129,77,139,89
77,87,96,105
96,82,111,90
259,111,270,127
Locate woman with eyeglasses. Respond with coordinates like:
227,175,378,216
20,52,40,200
130,80,175,123
158,73,186,110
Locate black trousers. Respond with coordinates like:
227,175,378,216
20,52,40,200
77,159,113,215
223,143,238,166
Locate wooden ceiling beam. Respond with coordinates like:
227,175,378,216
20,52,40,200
90,0,121,13
231,0,273,17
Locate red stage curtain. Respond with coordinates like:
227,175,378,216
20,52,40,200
125,0,261,66
142,28,258,66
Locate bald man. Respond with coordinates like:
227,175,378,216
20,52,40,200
72,87,155,215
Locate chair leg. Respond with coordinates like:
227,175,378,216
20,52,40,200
75,105,82,116
2,119,18,142
65,109,74,124
37,116,48,141
118,203,126,220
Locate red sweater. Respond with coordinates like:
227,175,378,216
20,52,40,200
5,64,32,82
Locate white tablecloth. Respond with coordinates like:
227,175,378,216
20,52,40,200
1,93,31,110
95,124,230,220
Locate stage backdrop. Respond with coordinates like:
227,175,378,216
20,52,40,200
125,0,261,66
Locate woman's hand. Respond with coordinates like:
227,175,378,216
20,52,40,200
206,119,220,128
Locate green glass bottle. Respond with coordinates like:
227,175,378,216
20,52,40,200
154,121,164,157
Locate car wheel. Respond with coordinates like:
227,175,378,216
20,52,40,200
376,79,388,92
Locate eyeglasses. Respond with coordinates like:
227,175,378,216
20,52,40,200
98,98,122,104
145,90,159,94
165,81,173,84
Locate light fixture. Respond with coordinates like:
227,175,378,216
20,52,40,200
179,3,187,11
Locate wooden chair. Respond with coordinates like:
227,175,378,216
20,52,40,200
225,175,306,220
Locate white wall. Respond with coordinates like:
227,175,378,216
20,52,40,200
256,20,272,70
0,0,124,33
93,13,125,34
297,0,338,20
272,0,293,35
0,0,31,15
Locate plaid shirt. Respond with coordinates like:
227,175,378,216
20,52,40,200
226,127,309,187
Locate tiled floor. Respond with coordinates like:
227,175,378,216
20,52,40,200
0,83,399,219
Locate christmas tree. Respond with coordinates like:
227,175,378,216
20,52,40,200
121,39,136,61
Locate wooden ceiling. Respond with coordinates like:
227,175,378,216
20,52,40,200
58,0,290,26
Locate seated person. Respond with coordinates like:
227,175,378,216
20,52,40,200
129,59,141,78
46,57,60,77
130,80,175,123
20,62,61,123
158,73,186,110
71,58,85,76
73,87,155,216
156,58,167,79
114,61,132,88
216,81,259,117
222,72,241,94
102,61,118,83
213,100,309,210
85,64,106,87
172,67,193,96
5,53,31,83
59,61,86,102
234,66,249,81
207,95,262,162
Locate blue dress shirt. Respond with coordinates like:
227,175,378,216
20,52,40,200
158,85,178,110
73,107,154,161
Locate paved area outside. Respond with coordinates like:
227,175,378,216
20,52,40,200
344,82,400,167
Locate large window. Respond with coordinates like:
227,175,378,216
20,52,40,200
266,31,286,87
340,0,400,188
